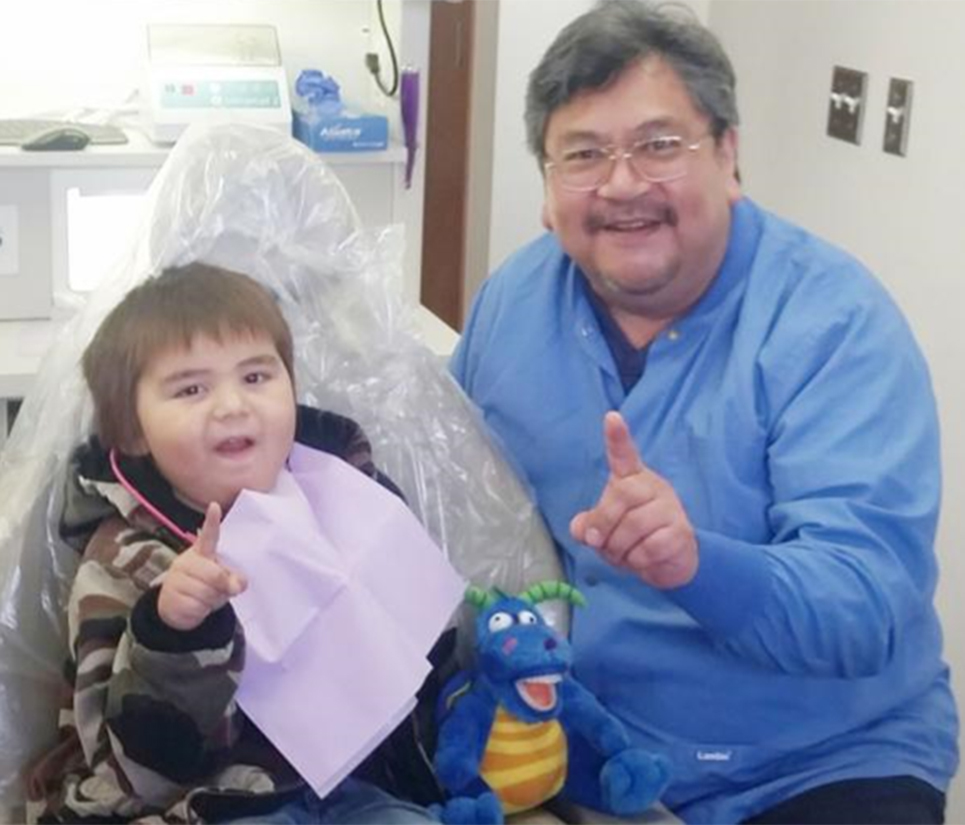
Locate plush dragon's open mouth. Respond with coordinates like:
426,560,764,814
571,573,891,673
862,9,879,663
515,674,562,711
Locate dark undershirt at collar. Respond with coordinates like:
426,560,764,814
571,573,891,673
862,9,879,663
582,276,649,392
113,450,203,542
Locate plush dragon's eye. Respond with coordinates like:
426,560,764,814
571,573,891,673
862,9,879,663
487,612,514,633
517,610,539,625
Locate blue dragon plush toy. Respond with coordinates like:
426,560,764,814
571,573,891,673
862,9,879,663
431,581,670,825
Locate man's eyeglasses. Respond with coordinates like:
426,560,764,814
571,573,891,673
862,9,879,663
544,135,709,192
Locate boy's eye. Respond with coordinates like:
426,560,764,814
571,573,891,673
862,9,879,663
244,370,271,384
174,384,203,398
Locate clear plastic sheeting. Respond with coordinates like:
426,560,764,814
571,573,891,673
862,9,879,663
0,124,562,815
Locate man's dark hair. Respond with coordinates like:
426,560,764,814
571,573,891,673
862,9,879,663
525,0,739,161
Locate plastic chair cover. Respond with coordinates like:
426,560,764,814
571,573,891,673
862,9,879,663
0,123,562,814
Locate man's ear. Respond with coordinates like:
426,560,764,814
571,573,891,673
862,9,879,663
718,127,742,202
541,201,553,232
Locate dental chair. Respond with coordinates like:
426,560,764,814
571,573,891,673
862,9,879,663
0,124,674,824
0,123,563,821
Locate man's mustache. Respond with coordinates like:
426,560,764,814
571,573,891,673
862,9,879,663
587,203,678,232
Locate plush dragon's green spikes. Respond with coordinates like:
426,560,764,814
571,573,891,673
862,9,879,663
464,585,498,611
464,580,586,612
519,579,586,608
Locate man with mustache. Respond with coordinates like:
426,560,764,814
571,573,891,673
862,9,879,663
451,2,958,823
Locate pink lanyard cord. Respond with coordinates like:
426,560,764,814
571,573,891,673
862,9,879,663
108,448,196,545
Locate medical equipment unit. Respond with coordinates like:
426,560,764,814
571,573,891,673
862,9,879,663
142,24,292,144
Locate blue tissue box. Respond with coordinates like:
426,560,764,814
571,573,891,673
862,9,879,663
293,108,389,152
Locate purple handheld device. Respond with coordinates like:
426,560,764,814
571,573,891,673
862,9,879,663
400,67,420,189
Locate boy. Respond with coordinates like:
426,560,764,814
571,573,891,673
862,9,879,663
26,263,443,823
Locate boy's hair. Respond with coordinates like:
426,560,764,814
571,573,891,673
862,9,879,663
83,262,295,453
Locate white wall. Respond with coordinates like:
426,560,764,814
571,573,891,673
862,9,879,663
708,1,963,816
485,0,593,277
462,0,499,320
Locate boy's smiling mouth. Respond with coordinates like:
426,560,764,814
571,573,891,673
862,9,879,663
214,436,256,455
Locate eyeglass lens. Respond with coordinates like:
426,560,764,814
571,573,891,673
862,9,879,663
556,139,696,190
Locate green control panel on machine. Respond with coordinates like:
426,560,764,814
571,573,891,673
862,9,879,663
159,79,282,110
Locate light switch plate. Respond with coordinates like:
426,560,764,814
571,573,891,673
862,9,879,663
883,77,912,156
827,65,867,145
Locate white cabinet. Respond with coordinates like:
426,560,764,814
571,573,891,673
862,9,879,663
0,132,409,321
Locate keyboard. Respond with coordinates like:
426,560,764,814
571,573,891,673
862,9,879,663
0,119,129,146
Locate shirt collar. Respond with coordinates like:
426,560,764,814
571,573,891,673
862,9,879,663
674,196,763,332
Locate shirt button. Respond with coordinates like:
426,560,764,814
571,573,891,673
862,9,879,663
667,329,680,341
584,575,600,587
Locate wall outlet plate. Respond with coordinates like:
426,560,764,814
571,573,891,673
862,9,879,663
827,65,867,145
883,77,913,157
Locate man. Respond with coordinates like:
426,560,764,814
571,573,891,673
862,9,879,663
450,1,958,823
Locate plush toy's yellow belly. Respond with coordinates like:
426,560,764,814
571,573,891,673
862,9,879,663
479,707,567,814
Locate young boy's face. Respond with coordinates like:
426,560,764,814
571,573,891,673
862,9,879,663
134,331,297,511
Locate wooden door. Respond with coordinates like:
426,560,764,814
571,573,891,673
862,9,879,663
420,0,475,331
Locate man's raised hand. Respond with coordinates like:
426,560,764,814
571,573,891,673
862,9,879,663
570,411,698,589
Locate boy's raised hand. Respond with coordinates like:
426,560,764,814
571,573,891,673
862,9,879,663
158,502,248,631
570,411,699,589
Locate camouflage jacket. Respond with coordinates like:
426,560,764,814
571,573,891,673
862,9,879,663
27,407,452,823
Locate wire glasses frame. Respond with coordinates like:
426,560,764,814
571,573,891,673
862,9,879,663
544,135,710,192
